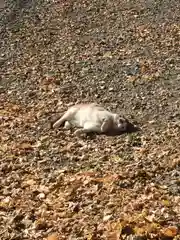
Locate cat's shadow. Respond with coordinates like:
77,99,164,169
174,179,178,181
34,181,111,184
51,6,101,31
86,121,140,138
106,121,140,136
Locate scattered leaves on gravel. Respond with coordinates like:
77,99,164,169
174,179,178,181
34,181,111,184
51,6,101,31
0,0,180,239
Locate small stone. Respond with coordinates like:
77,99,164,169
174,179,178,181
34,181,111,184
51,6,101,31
148,120,156,124
57,101,63,106
109,87,114,92
106,202,115,207
103,214,112,221
39,135,49,141
3,196,11,203
38,193,46,199
100,85,105,90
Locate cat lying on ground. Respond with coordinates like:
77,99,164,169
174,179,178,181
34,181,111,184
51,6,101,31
52,103,129,137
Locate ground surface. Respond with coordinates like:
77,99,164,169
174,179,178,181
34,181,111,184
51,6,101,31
0,0,180,239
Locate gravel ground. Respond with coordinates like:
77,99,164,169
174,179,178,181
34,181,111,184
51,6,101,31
0,0,180,239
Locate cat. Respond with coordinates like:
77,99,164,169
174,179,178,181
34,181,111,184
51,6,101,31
53,103,128,137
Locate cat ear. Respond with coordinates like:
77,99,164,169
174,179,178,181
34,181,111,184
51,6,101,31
118,117,128,130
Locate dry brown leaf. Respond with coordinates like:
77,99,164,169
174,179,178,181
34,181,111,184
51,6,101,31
103,51,113,58
142,74,153,81
161,199,171,207
12,105,21,112
140,64,149,74
93,174,119,184
107,232,120,240
47,233,59,240
78,171,96,177
42,75,57,85
134,227,146,235
127,75,137,82
35,219,48,230
106,221,123,234
0,144,8,152
103,214,112,222
162,226,178,237
171,158,180,167
19,142,34,150
23,179,36,186
144,215,154,223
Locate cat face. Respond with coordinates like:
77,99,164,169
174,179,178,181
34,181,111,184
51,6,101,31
113,115,128,131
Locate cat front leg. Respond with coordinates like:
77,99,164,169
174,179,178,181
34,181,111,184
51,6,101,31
101,118,113,133
74,121,101,137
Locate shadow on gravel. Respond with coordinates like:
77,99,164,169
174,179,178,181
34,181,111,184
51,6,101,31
105,121,140,136
86,121,140,139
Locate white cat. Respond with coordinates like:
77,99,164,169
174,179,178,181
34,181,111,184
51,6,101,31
53,103,127,136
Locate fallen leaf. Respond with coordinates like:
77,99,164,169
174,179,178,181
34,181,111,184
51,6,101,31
134,227,146,235
103,51,113,58
162,226,178,237
144,215,154,223
19,142,33,150
127,75,137,82
107,232,120,240
47,233,59,240
161,199,170,207
142,74,152,81
24,179,36,186
141,64,149,74
35,219,48,230
12,105,21,112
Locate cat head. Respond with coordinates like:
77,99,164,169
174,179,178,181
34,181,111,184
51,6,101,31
113,114,129,132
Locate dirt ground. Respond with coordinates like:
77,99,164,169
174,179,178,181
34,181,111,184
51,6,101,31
0,0,180,239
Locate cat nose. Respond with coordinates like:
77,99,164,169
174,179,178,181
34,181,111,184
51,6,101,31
118,123,124,128
118,120,127,130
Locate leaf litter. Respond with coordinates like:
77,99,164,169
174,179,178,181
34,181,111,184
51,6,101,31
0,0,180,239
